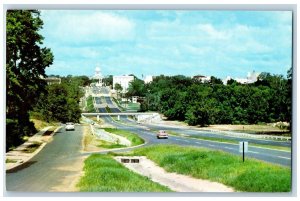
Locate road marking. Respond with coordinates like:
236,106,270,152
224,146,235,150
277,156,291,160
208,144,215,147
248,151,260,154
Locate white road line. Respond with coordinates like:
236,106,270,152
247,151,291,160
224,146,235,150
248,151,260,154
277,156,291,160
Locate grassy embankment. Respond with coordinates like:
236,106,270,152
167,131,291,152
83,126,125,150
83,125,144,151
125,145,291,192
86,96,96,112
112,97,126,111
30,118,58,131
77,154,172,192
104,128,144,146
78,144,291,192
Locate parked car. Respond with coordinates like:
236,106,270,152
65,122,75,131
157,130,168,139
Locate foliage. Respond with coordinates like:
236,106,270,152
139,70,292,128
126,78,146,97
103,75,113,87
32,76,86,123
6,10,53,150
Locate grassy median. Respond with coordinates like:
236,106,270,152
104,128,144,146
128,145,291,192
77,154,172,192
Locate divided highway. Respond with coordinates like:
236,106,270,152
90,95,291,167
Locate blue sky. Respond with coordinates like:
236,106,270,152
40,10,292,79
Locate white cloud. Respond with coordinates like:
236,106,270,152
41,11,135,44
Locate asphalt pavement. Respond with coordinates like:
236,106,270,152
6,125,83,192
100,115,291,167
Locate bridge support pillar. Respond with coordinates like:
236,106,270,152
97,115,99,121
118,115,120,121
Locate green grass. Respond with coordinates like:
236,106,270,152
127,144,291,192
77,154,172,192
125,102,140,111
6,158,18,163
86,96,95,112
97,139,126,149
112,97,126,111
168,131,291,152
104,128,144,146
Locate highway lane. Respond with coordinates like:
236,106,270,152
93,95,291,166
100,116,291,167
139,123,291,147
6,125,83,192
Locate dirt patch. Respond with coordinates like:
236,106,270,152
82,125,112,152
50,156,87,192
114,156,234,192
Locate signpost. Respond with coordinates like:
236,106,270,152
239,141,248,162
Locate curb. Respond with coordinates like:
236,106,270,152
81,141,148,155
6,126,62,171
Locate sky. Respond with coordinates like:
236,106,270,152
39,10,292,80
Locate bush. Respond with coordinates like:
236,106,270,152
6,119,24,152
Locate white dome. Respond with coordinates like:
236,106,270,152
95,67,101,72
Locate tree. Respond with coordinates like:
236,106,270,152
103,75,113,87
126,78,145,97
114,83,123,99
6,10,54,149
33,83,82,123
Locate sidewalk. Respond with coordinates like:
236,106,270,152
5,126,61,171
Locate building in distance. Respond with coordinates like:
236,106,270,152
192,75,211,83
144,75,153,84
113,75,134,93
44,77,61,85
223,70,260,85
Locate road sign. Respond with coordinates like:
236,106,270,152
239,141,248,153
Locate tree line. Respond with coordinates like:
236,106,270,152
127,71,292,128
6,10,87,151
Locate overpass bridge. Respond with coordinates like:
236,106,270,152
81,112,160,122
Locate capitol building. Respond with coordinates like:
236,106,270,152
92,66,103,87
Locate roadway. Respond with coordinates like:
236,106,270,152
99,115,291,167
6,125,84,192
90,93,291,167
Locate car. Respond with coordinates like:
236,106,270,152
65,122,75,131
157,130,168,139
